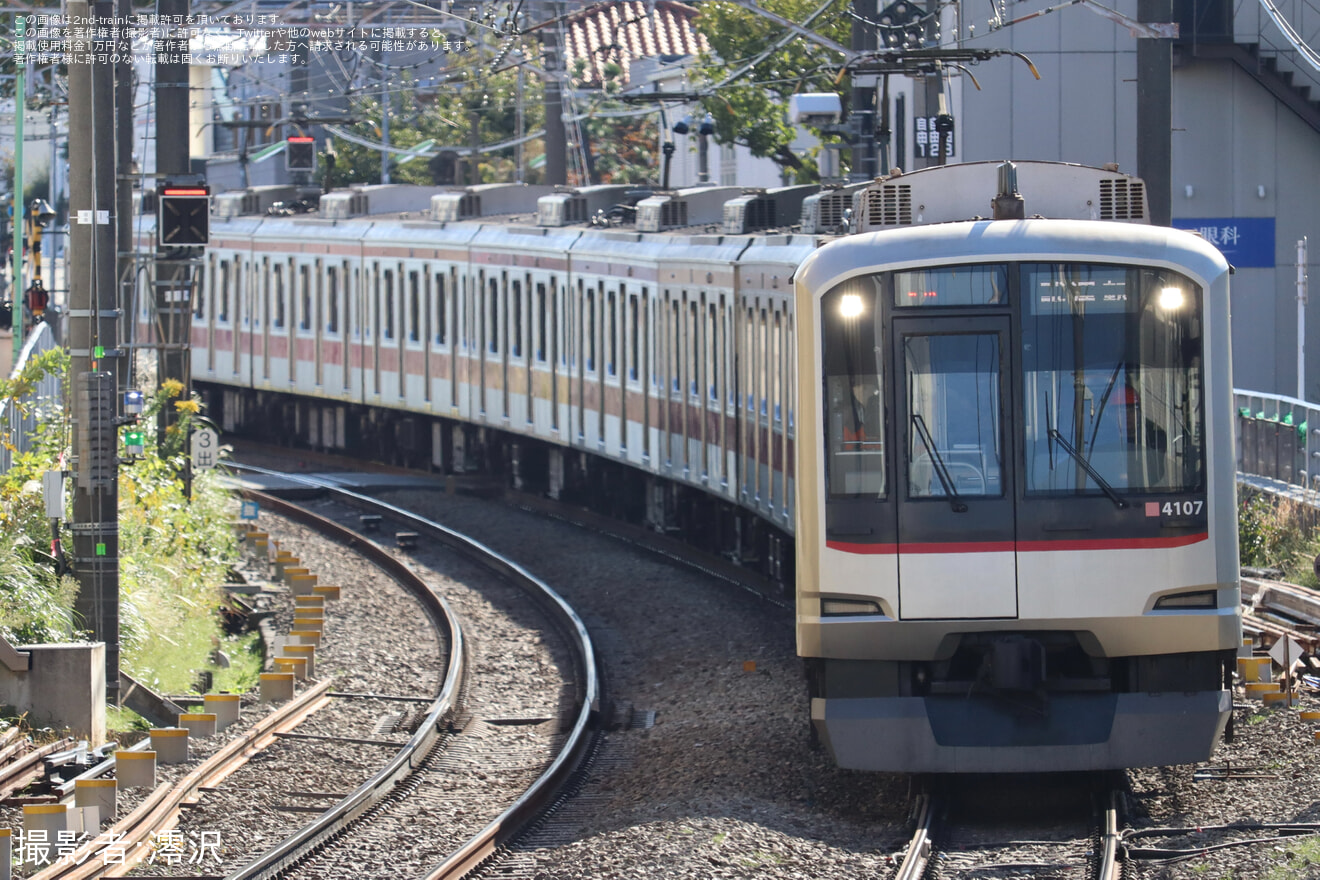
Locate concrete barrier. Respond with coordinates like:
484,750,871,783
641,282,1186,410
282,645,315,678
260,672,295,702
204,693,241,731
179,713,218,738
75,778,117,823
0,641,106,745
312,585,341,602
150,728,190,764
114,750,156,788
23,804,67,864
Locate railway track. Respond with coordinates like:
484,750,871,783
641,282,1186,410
24,475,597,879
888,778,1124,880
218,471,600,879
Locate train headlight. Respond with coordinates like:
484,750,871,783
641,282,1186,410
839,293,864,319
1158,287,1185,310
1153,589,1217,610
821,597,883,616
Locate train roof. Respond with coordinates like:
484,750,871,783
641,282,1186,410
795,219,1232,293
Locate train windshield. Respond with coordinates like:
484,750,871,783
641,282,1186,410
1021,264,1204,495
822,277,886,497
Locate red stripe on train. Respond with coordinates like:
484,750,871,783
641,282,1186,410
826,532,1209,555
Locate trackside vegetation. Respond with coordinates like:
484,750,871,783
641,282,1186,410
0,357,257,717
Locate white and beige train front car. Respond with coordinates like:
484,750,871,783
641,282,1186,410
794,216,1241,773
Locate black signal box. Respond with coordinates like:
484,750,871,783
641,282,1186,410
158,184,210,246
287,136,316,172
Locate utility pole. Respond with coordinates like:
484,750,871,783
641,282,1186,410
116,0,135,353
68,0,122,702
1137,0,1173,225
10,12,24,364
542,19,566,186
849,0,879,180
155,0,194,454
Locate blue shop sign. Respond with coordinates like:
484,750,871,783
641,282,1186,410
1172,217,1275,268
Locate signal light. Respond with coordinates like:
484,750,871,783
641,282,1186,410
286,136,316,172
122,429,145,457
158,184,210,246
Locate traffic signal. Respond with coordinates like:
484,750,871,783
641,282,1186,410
158,185,210,246
122,428,145,458
286,136,316,172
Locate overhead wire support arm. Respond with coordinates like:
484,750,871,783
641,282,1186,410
847,46,1042,79
992,0,1178,38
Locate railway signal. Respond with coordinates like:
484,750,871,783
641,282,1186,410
286,135,316,172
158,184,211,246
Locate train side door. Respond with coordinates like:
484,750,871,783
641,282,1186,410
892,316,1018,619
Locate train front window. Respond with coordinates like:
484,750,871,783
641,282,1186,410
822,276,885,498
904,333,1003,498
894,265,1007,307
1021,264,1204,495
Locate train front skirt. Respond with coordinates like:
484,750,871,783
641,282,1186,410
812,688,1233,773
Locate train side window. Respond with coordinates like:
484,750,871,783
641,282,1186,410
689,300,700,398
409,271,421,343
326,267,339,334
383,271,395,340
299,266,311,331
537,282,547,362
218,262,230,322
822,275,886,498
629,293,640,382
607,289,617,377
197,255,211,320
273,265,285,328
708,301,719,401
586,286,597,373
435,273,447,346
486,277,498,354
512,279,523,358
670,299,681,393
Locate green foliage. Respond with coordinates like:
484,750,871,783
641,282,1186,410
116,382,239,693
1237,490,1320,587
1267,835,1320,879
0,348,77,644
327,34,547,188
690,0,853,178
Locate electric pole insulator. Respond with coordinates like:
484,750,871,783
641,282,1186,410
158,184,211,246
286,136,316,172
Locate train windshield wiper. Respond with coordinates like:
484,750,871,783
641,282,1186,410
1047,428,1129,509
912,414,968,513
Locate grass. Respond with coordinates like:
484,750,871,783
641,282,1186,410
1266,835,1320,879
1238,491,1320,586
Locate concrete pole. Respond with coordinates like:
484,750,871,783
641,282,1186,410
68,0,122,702
10,13,24,362
542,25,566,186
116,0,135,352
850,0,878,181
155,0,192,451
1137,0,1173,225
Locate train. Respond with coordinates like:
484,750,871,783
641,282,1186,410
170,159,1241,773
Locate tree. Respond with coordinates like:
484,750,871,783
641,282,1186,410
689,0,853,181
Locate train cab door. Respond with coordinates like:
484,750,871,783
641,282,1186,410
891,316,1018,620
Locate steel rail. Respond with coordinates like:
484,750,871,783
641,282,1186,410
32,682,333,880
893,791,936,880
223,488,465,880
222,469,600,880
1096,789,1123,880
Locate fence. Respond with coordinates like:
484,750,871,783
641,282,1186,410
1233,389,1320,499
0,322,64,477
